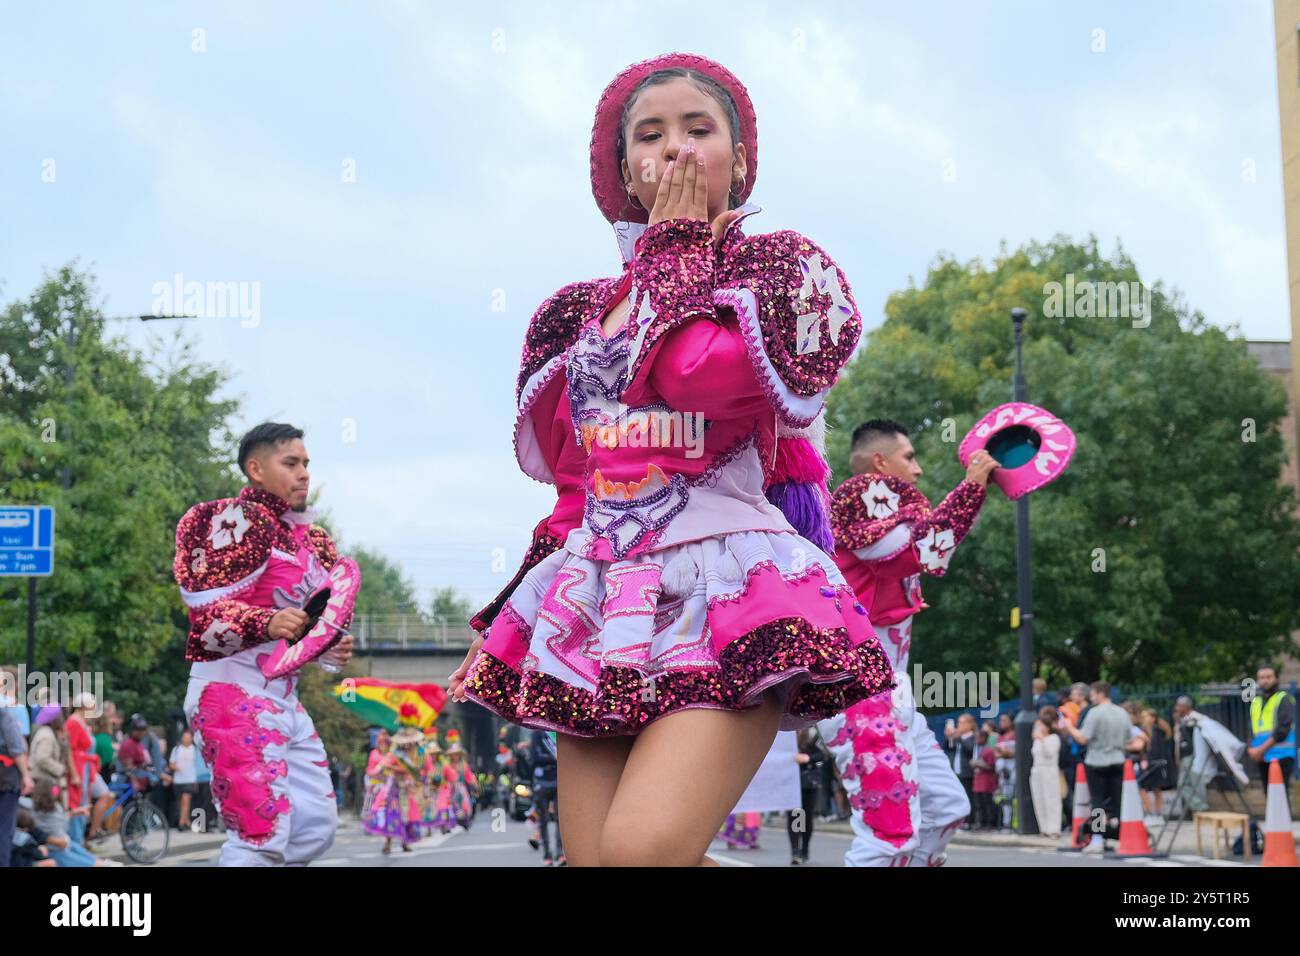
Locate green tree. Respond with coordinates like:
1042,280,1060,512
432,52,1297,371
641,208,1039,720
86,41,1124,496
0,265,451,770
351,545,425,620
825,236,1300,685
429,585,474,625
0,264,238,673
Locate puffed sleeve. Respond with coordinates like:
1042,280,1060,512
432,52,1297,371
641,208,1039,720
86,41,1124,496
174,498,278,659
306,525,339,570
905,480,986,575
620,219,861,430
477,272,608,633
514,280,609,484
469,374,586,634
831,472,985,577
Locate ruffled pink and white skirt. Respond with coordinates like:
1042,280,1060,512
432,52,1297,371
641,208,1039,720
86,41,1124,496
463,529,894,737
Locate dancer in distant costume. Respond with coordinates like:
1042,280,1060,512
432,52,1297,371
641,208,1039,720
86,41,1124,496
364,726,424,854
430,730,475,833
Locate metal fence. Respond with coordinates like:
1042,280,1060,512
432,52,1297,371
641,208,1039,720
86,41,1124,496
352,615,477,652
922,681,1298,755
1111,683,1264,745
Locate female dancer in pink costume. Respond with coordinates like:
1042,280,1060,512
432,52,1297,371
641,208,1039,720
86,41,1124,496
450,53,892,866
361,729,391,824
361,728,410,858
717,811,763,850
431,739,475,833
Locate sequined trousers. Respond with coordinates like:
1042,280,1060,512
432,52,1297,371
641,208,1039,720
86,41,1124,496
184,648,337,866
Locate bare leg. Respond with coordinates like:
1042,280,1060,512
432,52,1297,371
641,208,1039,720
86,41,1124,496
178,792,192,830
90,794,112,838
556,733,635,866
599,691,783,867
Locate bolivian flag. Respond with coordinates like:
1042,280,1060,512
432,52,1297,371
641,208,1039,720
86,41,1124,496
333,677,448,730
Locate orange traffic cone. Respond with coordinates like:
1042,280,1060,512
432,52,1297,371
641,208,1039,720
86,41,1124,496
1067,763,1090,849
1115,759,1153,855
1261,760,1298,868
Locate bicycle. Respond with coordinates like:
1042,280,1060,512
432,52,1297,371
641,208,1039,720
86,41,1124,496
104,775,171,864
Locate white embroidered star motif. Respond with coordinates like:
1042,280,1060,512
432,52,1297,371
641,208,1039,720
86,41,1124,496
861,479,900,519
794,252,854,354
916,526,957,572
208,502,251,550
199,620,239,653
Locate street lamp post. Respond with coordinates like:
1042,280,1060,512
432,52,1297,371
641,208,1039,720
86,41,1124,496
1011,306,1039,835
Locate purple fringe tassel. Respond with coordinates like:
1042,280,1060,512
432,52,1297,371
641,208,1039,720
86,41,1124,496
766,480,834,553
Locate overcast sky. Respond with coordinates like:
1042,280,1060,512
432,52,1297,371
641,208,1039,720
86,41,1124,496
0,0,1288,608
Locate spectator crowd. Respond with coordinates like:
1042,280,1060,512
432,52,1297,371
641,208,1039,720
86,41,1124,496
1,663,221,868
940,669,1294,853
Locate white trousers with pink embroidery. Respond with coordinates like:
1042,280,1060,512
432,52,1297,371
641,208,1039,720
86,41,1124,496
820,672,970,866
184,650,337,866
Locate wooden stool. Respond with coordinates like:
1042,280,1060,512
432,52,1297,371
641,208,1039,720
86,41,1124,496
1193,811,1251,861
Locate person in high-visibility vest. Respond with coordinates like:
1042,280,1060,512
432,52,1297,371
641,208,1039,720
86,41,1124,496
1246,666,1295,811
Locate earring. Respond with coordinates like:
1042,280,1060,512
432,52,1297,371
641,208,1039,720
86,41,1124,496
626,183,645,210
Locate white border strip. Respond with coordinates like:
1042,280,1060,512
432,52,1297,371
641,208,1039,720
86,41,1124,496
179,559,269,609
715,286,827,428
513,352,567,484
852,523,914,562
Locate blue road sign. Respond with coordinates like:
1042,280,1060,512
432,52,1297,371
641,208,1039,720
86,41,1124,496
0,505,55,576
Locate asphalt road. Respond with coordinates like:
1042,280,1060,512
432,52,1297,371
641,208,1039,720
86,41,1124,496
146,815,1255,868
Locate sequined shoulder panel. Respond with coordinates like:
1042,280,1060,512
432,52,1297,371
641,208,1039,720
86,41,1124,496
517,275,627,403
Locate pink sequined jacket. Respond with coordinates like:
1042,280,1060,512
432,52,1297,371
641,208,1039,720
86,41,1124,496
470,205,862,630
829,472,986,651
173,486,339,662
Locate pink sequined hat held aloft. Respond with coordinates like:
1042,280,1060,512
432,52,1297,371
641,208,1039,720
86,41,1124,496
590,52,758,224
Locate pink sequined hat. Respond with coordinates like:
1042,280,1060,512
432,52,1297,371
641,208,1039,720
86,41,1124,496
590,52,758,225
958,402,1077,500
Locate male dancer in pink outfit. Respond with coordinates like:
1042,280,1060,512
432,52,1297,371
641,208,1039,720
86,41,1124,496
173,422,352,866
818,420,995,866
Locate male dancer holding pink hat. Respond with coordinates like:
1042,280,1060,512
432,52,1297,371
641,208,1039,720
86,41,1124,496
173,422,353,865
817,419,996,866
